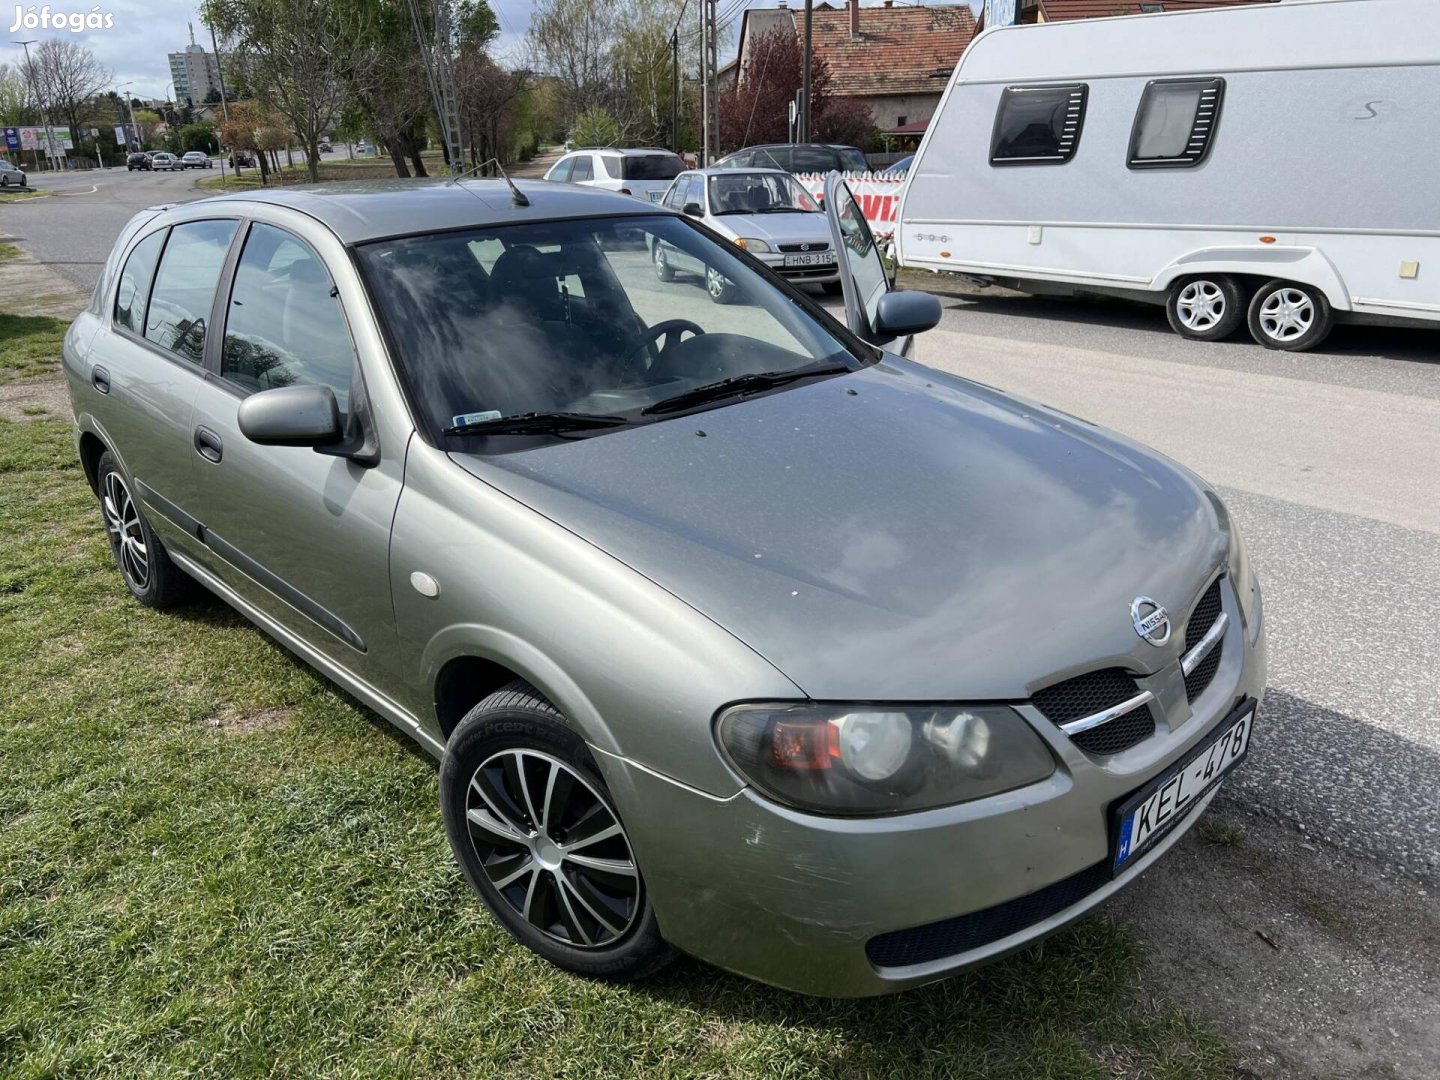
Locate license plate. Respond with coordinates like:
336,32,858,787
1111,702,1254,875
647,191,663,203
783,252,834,267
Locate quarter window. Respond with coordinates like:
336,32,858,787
570,155,594,182
144,219,237,363
1129,78,1224,168
990,84,1088,165
221,223,356,416
113,229,166,335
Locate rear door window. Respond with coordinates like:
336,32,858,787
113,229,167,335
1128,78,1225,168
990,84,1088,165
144,219,238,363
599,154,622,180
570,155,594,182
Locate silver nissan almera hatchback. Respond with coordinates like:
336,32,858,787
63,175,1264,996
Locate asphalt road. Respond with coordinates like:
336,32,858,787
6,175,1437,885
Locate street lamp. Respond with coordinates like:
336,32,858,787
13,40,60,171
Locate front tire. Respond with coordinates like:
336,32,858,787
439,681,674,983
95,451,191,609
653,243,675,283
1247,279,1334,352
1166,275,1245,341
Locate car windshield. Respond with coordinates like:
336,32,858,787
620,154,685,180
708,172,819,215
357,214,863,447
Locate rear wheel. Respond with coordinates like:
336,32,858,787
439,681,674,982
653,243,675,283
1166,275,1245,341
1247,279,1334,352
95,451,192,609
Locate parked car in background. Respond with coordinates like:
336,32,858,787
714,143,870,174
653,168,841,300
181,151,213,170
126,152,152,172
880,154,914,177
542,147,687,202
149,152,180,172
0,159,27,188
63,178,1263,997
228,150,254,168
319,141,332,153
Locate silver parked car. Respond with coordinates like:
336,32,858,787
181,151,213,169
0,158,27,188
654,168,842,300
63,176,1264,997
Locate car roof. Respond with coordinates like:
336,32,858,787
688,167,790,178
196,178,671,245
567,147,678,157
733,143,858,152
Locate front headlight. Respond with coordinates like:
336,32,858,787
716,704,1055,816
735,237,771,253
1227,517,1259,633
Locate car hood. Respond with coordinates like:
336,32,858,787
453,358,1226,700
707,211,830,247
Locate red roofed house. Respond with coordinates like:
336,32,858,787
721,1,977,133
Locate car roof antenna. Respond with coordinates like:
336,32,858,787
447,158,530,207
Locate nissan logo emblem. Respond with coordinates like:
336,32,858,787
1131,596,1171,646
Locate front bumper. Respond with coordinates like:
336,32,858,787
599,579,1266,997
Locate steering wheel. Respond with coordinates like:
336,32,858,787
623,318,706,371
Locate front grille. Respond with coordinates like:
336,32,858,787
1070,709,1155,756
1032,668,1139,726
777,241,830,253
1185,578,1223,652
866,861,1111,968
1032,667,1153,756
1183,578,1225,702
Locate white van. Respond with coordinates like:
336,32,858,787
898,0,1439,351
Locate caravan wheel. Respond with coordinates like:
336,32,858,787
1247,280,1334,352
1166,276,1245,341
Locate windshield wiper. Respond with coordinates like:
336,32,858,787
756,207,806,213
442,411,631,437
641,362,850,417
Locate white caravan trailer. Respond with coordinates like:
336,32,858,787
897,0,1439,351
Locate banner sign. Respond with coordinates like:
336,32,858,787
115,125,127,147
3,127,19,152
794,172,904,241
16,126,73,155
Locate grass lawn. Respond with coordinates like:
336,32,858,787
0,415,1237,1078
0,243,21,261
0,313,67,381
0,187,48,203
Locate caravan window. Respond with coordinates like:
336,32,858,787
1128,78,1225,168
989,84,1088,166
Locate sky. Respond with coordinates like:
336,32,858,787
4,0,977,103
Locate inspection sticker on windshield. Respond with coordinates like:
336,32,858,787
1111,702,1254,875
452,411,502,427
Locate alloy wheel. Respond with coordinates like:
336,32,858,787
465,749,641,949
102,470,150,589
707,267,726,298
653,246,668,278
1257,287,1314,342
1175,280,1225,332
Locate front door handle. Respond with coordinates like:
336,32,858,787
91,365,111,394
194,426,223,463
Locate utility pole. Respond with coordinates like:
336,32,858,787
14,40,60,171
208,18,231,126
406,0,465,171
801,0,813,142
670,29,679,154
701,0,718,165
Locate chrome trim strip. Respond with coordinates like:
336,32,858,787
1059,690,1154,736
1182,610,1229,676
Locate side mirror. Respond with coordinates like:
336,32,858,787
237,384,342,447
873,290,942,339
682,201,704,218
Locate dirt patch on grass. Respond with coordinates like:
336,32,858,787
206,705,295,736
0,375,68,421
1114,801,1440,1079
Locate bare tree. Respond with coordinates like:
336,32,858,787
21,39,111,143
455,51,529,167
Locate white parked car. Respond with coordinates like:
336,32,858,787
543,147,687,203
651,168,842,301
149,152,181,172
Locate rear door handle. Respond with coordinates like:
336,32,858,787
194,426,223,463
91,365,111,394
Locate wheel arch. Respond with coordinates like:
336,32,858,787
77,429,110,494
1154,246,1349,311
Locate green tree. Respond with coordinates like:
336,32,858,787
568,106,622,148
